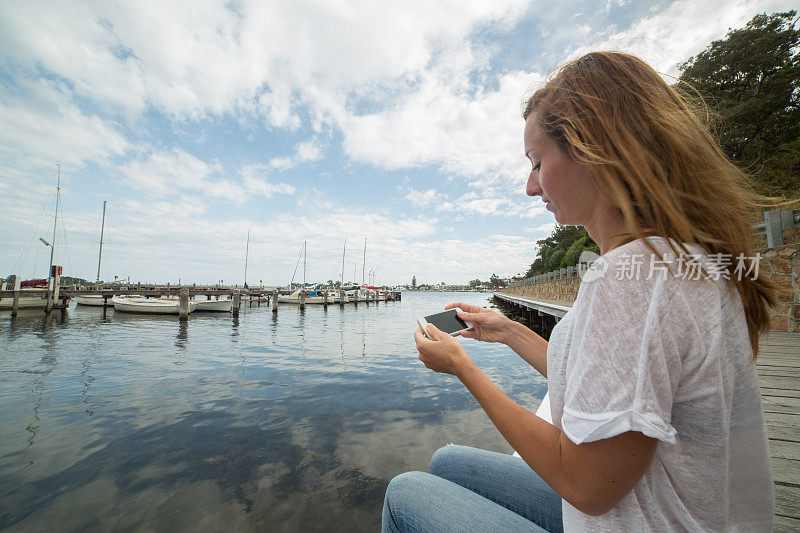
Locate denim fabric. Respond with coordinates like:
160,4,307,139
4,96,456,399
382,445,563,532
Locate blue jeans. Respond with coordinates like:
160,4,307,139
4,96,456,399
382,445,563,532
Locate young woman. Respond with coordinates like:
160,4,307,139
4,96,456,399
382,52,780,532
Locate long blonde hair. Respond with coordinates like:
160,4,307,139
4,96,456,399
523,51,785,360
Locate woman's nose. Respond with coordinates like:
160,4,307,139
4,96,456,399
526,169,541,197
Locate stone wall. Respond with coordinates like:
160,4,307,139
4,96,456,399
501,244,800,332
502,275,580,302
764,244,800,332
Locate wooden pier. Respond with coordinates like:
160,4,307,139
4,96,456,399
494,294,800,531
758,330,800,532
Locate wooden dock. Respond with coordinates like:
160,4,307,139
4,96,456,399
495,294,800,530
758,330,800,532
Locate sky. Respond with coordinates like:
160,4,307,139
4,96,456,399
0,0,794,287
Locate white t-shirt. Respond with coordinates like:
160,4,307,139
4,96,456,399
547,236,773,531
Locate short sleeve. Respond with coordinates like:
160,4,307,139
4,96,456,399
561,251,691,445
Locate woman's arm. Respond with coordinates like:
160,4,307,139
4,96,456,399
446,303,549,377
504,320,549,377
415,325,658,515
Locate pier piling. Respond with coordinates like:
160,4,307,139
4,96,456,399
272,289,278,313
11,275,20,318
232,290,241,318
299,289,305,310
339,288,345,307
178,287,189,320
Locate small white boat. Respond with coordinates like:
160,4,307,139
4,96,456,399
194,298,233,312
113,296,197,314
277,289,330,304
76,295,107,306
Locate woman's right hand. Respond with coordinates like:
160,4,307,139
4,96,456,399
445,302,514,344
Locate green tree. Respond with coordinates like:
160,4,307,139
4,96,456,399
679,11,800,197
524,225,598,277
489,273,505,288
468,278,481,288
411,275,417,289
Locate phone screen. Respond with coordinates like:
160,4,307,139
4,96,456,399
424,309,469,334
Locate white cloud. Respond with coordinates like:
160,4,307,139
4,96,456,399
118,150,295,203
0,79,128,172
404,188,439,208
527,222,556,233
268,139,324,170
241,164,297,197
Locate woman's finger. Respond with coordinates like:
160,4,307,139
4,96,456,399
457,310,485,324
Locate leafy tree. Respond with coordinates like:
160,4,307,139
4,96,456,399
411,275,417,289
679,11,800,197
489,273,505,288
525,225,598,277
468,278,482,288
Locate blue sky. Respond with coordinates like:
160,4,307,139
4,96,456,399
0,0,793,286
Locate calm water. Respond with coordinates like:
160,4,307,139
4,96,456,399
0,292,546,532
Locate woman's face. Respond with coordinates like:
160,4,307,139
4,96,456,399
523,115,604,228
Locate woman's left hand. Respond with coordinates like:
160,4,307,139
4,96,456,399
414,324,475,376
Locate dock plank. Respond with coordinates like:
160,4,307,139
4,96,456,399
758,331,800,525
774,514,800,533
762,395,800,414
775,483,800,521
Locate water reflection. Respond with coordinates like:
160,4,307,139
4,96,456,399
175,320,189,351
0,293,547,531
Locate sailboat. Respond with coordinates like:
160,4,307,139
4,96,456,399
278,241,329,304
1,165,70,310
77,201,109,306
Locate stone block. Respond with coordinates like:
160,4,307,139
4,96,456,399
774,302,790,315
770,316,788,331
773,274,793,296
779,247,797,257
792,305,800,321
764,250,778,258
773,257,793,274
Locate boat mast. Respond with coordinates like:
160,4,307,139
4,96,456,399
47,164,60,290
340,237,347,285
244,228,250,286
303,240,307,287
362,238,366,285
96,200,106,286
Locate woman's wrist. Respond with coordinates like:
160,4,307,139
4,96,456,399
503,319,523,347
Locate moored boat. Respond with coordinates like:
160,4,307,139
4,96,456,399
113,296,197,314
76,295,106,306
277,288,329,304
194,298,233,312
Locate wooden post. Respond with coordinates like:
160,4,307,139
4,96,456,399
11,275,20,318
272,289,278,313
178,286,189,320
339,288,345,307
299,288,305,310
323,289,328,308
232,289,241,318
